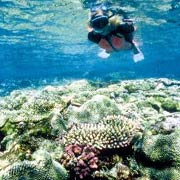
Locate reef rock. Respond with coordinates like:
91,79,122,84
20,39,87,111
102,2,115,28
67,95,121,124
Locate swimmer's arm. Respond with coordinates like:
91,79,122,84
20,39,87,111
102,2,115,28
88,31,101,44
116,23,135,34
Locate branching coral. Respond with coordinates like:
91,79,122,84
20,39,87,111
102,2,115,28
61,144,99,179
63,115,140,150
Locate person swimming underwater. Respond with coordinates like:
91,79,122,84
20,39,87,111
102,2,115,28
88,4,144,62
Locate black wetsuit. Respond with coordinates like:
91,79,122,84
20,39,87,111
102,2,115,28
88,23,134,44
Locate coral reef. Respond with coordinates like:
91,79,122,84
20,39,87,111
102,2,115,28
153,112,180,134
0,78,180,179
161,98,180,112
1,161,42,180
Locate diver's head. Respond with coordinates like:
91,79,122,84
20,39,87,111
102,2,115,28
89,3,115,33
90,14,109,33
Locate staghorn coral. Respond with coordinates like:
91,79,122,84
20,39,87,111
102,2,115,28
63,115,140,150
61,144,99,179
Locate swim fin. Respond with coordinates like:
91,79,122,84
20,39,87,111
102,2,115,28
132,42,144,63
98,49,110,59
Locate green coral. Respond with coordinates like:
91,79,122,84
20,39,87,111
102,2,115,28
140,130,180,166
123,81,155,94
147,97,161,112
161,99,180,112
153,97,180,112
134,129,180,179
63,115,140,150
141,167,180,180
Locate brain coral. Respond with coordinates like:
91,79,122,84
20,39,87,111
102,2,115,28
1,161,47,180
63,115,140,150
0,150,68,180
140,129,180,166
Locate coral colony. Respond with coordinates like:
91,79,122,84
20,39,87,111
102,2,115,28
61,144,100,179
61,115,140,178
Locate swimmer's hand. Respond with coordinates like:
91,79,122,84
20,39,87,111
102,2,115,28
98,49,110,59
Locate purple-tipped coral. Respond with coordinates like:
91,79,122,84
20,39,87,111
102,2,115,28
61,144,100,179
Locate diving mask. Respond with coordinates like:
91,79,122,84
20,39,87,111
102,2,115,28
90,15,109,32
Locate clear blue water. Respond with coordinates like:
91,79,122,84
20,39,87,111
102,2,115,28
0,0,180,96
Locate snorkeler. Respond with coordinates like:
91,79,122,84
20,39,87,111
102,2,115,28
88,4,144,62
